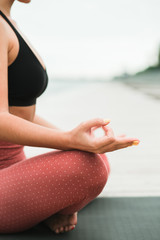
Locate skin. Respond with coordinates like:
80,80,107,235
0,0,140,234
0,0,140,153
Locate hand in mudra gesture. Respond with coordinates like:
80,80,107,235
69,118,140,154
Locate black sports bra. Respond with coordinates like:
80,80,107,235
0,10,48,106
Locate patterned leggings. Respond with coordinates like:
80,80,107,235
0,140,110,233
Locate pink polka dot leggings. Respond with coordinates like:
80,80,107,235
0,140,110,233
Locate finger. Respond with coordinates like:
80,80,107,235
90,127,98,137
95,135,115,149
91,125,112,137
91,126,100,131
97,139,140,153
111,138,140,151
100,143,132,153
94,136,140,153
116,137,140,145
117,134,126,138
102,125,115,137
82,118,111,131
91,125,111,136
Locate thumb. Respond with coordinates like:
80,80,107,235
82,118,111,131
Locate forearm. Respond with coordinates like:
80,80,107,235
0,112,71,150
33,114,62,131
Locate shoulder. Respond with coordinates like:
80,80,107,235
0,15,7,29
0,16,8,38
0,17,10,47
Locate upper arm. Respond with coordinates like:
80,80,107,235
0,18,9,112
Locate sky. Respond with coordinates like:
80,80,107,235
11,0,160,79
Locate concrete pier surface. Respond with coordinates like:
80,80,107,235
24,80,160,197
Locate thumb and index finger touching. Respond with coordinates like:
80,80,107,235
81,117,140,146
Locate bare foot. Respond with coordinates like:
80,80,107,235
43,212,78,234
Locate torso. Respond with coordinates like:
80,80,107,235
9,105,36,122
1,15,46,122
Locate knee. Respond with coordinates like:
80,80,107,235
67,150,109,192
99,153,111,175
85,152,109,193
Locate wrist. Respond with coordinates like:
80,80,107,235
59,130,73,150
63,130,77,150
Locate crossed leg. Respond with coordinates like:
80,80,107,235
0,149,110,234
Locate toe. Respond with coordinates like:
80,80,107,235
65,226,69,232
69,225,75,231
60,226,64,233
55,228,60,234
